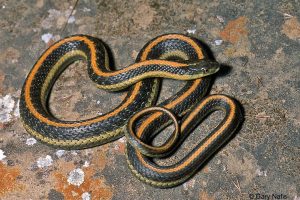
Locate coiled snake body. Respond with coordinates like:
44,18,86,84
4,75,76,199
20,34,242,188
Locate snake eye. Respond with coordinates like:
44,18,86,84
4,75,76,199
201,67,209,73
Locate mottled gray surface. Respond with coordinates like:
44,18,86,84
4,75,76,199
0,0,299,199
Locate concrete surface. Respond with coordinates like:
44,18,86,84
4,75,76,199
0,0,299,199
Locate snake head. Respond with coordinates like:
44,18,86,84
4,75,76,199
184,59,220,77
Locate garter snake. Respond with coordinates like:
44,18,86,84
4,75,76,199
19,33,242,188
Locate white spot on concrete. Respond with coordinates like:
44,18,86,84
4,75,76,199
214,39,223,46
118,137,126,143
114,144,120,151
0,94,15,123
11,59,18,64
37,155,53,168
26,138,37,146
217,15,225,23
183,179,195,190
201,180,207,187
67,168,85,186
41,33,53,44
67,16,76,24
83,149,93,155
0,149,6,161
96,100,101,104
13,100,20,117
246,90,253,95
255,168,267,177
187,26,197,34
82,192,91,200
71,191,79,197
83,7,91,12
83,161,90,168
41,9,62,29
55,150,66,158
283,13,293,19
114,137,126,151
2,5,5,9
52,35,61,42
71,150,78,156
41,7,76,29
222,165,226,171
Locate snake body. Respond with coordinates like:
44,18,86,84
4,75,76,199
20,34,242,188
